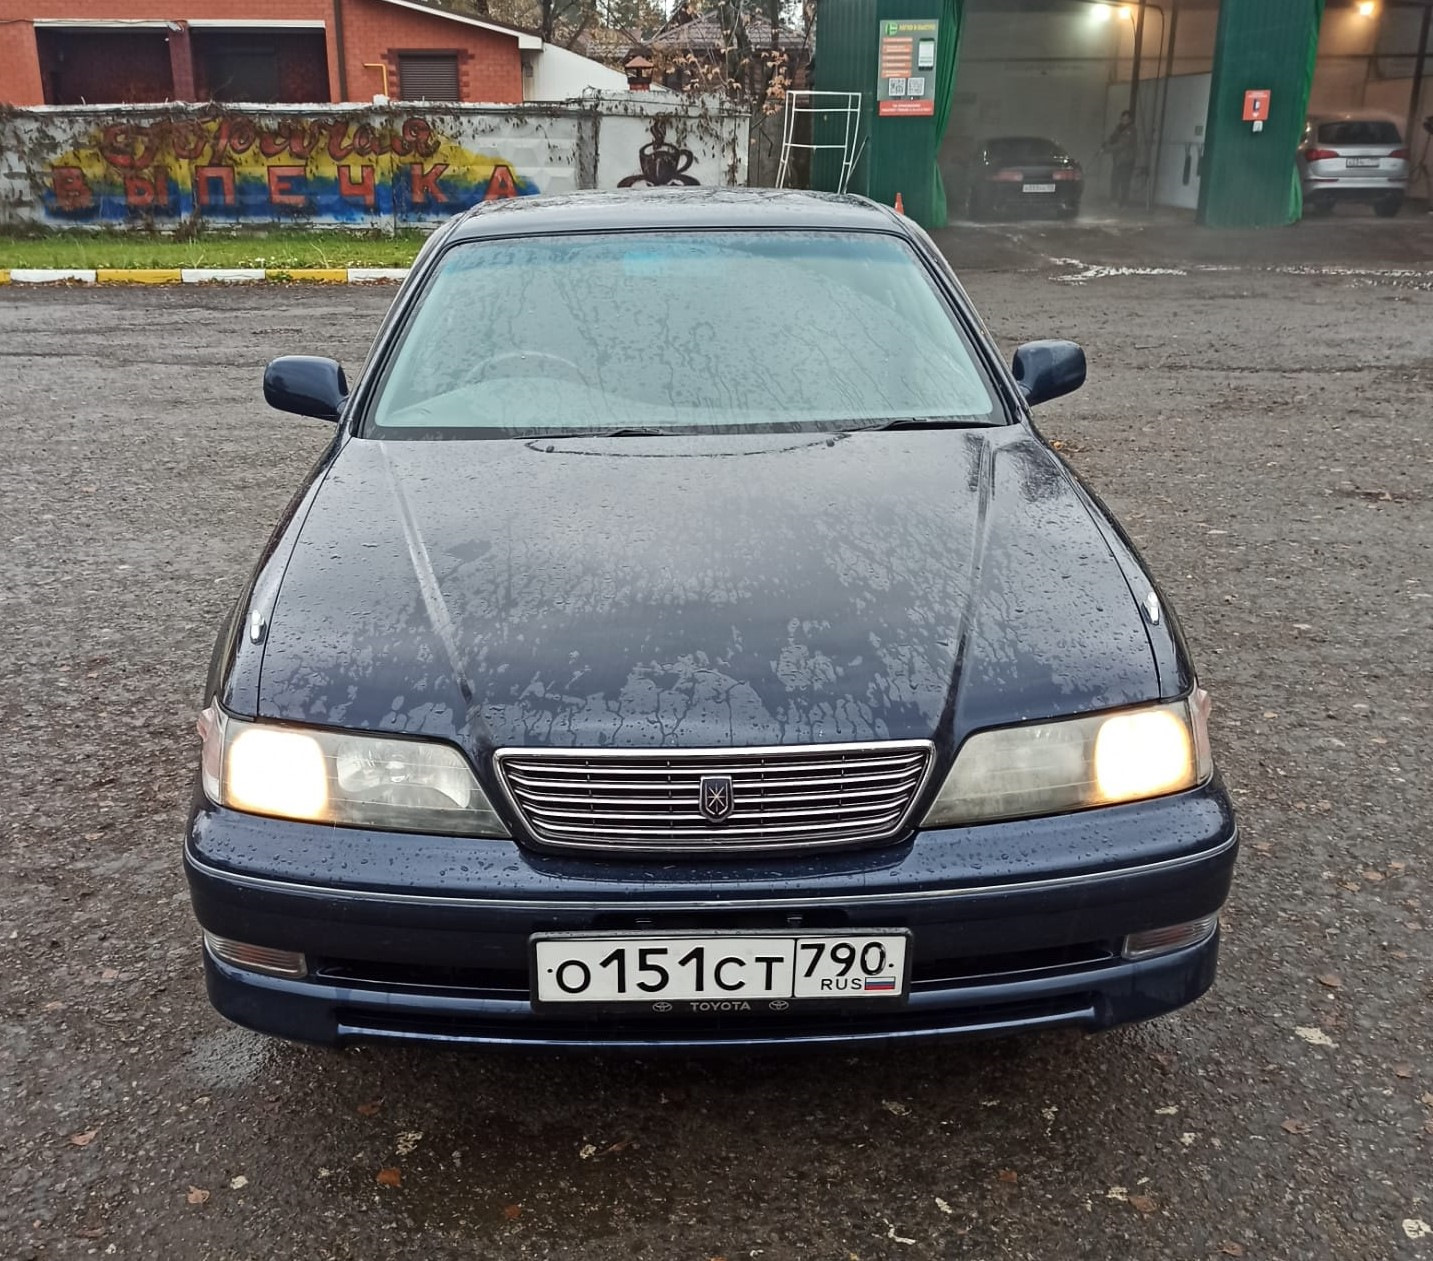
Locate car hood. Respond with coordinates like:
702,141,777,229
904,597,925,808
258,429,1158,754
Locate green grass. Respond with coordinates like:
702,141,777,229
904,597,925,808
0,229,428,271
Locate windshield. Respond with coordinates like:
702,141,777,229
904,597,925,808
985,138,1067,164
1316,120,1401,146
362,230,1000,438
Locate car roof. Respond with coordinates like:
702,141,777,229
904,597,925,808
446,188,908,240
1307,110,1402,125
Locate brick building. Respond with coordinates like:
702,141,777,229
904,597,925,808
0,0,629,106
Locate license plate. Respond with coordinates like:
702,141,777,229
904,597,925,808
1022,183,1057,193
531,931,909,1009
1346,157,1379,168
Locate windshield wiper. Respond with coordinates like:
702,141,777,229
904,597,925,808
845,417,994,432
529,426,668,440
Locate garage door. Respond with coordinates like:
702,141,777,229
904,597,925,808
398,54,460,101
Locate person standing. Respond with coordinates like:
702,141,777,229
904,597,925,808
1102,110,1138,208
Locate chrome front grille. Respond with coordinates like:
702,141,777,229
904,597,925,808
494,741,935,854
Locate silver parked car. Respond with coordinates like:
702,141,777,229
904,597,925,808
1298,112,1409,217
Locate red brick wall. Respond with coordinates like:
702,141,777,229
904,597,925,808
343,0,522,104
0,0,525,106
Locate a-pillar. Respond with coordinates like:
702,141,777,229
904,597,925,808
168,21,196,102
1197,0,1326,227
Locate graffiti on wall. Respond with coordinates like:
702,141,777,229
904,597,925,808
617,121,700,188
0,99,752,229
39,112,539,224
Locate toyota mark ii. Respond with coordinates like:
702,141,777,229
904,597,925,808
185,189,1236,1050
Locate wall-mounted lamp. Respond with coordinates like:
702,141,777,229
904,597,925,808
1090,3,1112,21
1356,1,1377,16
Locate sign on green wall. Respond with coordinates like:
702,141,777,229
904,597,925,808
877,20,939,117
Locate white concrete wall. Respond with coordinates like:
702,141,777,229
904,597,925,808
595,93,748,189
524,44,632,102
0,96,749,230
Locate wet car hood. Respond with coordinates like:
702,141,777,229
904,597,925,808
258,428,1158,754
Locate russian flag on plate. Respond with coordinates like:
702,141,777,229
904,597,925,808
863,977,898,992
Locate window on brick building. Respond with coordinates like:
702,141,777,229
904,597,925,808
193,30,329,104
397,54,461,102
205,45,282,102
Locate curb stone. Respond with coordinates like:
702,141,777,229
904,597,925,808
0,267,412,286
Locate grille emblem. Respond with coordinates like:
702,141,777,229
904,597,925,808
699,775,734,822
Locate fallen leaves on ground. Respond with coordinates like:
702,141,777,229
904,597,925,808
882,1099,911,1116
376,1168,402,1188
1129,1194,1157,1214
578,1143,597,1159
229,1175,248,1190
1281,1119,1312,1135
356,1100,383,1117
934,1197,954,1215
1218,1243,1246,1257
1316,973,1342,989
1294,1026,1337,1048
502,1204,522,1221
1404,1220,1432,1240
186,1187,210,1205
996,1169,1019,1184
69,1128,99,1147
1393,1064,1414,1079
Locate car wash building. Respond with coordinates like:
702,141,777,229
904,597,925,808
811,0,1433,228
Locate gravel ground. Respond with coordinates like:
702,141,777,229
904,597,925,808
2,221,1431,1260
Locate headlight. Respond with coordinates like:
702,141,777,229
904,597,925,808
197,706,508,837
920,691,1213,827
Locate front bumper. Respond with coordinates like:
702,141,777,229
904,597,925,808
185,783,1236,1051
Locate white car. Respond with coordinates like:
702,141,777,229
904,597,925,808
1298,112,1409,217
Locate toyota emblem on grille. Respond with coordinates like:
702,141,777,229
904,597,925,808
699,775,734,822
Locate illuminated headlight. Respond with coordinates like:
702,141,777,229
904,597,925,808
196,706,508,836
920,691,1213,827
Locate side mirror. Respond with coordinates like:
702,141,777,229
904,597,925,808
263,356,348,422
1011,339,1086,407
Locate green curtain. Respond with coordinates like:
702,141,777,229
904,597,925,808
930,0,963,225
1198,0,1325,228
1286,0,1325,222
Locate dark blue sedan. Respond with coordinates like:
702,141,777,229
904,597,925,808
186,189,1236,1051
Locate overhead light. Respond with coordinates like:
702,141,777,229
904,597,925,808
1119,4,1134,18
1091,3,1112,21
1356,1,1377,16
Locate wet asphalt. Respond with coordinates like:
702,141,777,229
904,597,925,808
1,215,1431,1260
